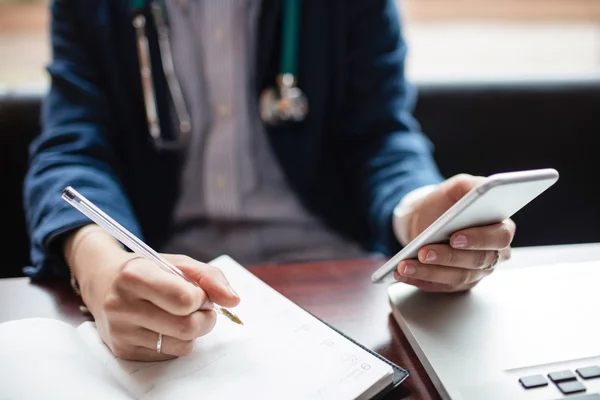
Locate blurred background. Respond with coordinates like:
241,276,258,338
2,0,600,88
2,0,600,276
404,0,600,83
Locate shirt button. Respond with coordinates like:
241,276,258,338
216,175,227,188
214,28,224,42
218,104,231,117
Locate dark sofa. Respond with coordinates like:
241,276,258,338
2,79,600,278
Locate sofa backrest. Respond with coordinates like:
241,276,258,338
2,80,599,277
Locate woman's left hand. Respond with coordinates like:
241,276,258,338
395,174,515,292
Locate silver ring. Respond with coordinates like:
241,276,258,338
156,333,163,353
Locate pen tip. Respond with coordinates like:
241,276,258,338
221,307,244,325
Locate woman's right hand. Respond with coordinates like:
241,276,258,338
63,224,240,361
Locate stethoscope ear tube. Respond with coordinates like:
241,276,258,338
133,13,162,142
132,2,190,150
131,0,308,150
150,2,191,136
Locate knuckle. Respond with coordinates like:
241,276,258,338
175,288,197,314
116,262,144,288
205,265,224,280
197,265,227,286
176,315,199,340
102,293,123,314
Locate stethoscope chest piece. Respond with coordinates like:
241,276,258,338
260,73,308,126
131,0,307,145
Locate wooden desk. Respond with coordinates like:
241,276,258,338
2,243,599,399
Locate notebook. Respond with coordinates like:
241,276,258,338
0,255,407,399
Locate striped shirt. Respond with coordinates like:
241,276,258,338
161,0,371,264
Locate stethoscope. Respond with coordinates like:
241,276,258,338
130,0,308,150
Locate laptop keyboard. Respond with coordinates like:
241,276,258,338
578,367,600,380
557,380,586,395
549,370,577,383
519,365,600,397
519,375,548,389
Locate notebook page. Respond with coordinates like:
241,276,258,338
0,318,130,400
78,255,393,400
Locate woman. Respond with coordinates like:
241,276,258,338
23,0,514,361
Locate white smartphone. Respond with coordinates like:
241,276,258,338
371,168,559,283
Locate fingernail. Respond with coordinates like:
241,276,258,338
453,235,468,248
425,250,437,263
402,263,416,275
200,300,214,311
228,285,239,298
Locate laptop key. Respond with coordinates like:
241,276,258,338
557,380,586,395
519,375,548,389
555,395,600,400
577,366,600,380
548,370,577,383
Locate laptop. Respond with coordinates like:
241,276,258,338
388,243,600,400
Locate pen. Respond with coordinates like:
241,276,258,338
61,186,243,325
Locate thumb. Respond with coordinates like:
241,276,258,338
409,174,486,240
165,255,241,308
442,174,486,204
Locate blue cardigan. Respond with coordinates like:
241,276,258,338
23,0,444,279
